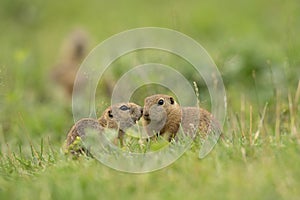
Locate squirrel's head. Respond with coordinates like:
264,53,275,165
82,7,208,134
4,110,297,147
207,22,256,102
143,94,180,133
98,102,143,131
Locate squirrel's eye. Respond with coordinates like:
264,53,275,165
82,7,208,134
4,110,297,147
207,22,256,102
119,105,129,111
158,99,164,105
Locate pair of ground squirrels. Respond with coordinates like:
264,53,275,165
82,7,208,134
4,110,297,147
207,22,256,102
65,94,220,152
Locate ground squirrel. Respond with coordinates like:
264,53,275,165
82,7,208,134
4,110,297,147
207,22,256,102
142,94,220,140
51,28,89,96
65,102,143,153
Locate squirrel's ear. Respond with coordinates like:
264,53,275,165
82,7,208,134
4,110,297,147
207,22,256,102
108,109,113,118
169,97,175,105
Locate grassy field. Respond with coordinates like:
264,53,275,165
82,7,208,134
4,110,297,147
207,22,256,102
1,0,300,199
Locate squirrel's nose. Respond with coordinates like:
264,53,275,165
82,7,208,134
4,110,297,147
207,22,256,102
143,110,149,117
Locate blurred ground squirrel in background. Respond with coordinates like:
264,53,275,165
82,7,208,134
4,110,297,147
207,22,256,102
51,28,116,98
64,103,143,154
142,94,221,141
51,28,89,97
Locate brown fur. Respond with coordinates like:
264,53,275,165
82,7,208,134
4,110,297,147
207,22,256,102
65,102,143,150
143,94,220,140
66,118,103,146
98,102,143,140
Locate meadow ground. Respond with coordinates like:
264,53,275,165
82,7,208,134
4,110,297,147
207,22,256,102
0,0,300,199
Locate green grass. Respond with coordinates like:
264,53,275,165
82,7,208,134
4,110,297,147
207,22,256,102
1,0,300,199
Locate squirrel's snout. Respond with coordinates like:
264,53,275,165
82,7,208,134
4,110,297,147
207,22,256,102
143,110,150,121
143,111,149,117
137,107,143,120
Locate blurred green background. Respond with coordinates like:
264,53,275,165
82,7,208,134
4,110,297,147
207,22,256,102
0,0,299,199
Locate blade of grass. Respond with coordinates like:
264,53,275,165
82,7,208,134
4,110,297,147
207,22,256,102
252,70,261,114
249,105,253,144
294,80,300,108
234,113,243,140
240,94,245,138
39,138,44,161
288,91,296,137
275,89,281,143
252,102,268,145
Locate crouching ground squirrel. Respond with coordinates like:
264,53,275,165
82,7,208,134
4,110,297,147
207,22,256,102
65,103,143,154
142,94,221,141
51,28,89,97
